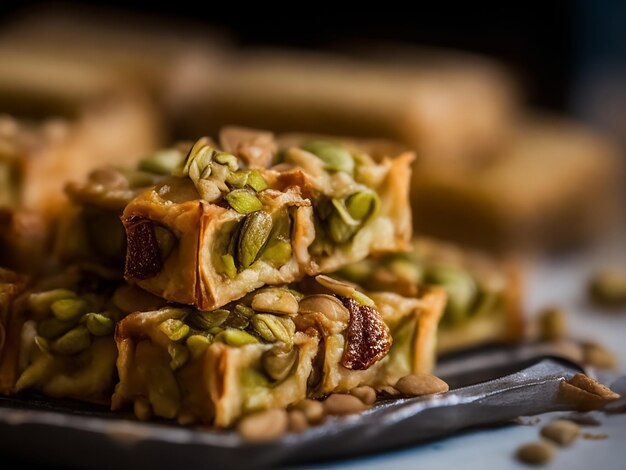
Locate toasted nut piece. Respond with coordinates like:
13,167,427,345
238,409,288,442
315,275,375,307
560,373,621,411
541,419,580,446
288,410,309,433
252,289,299,315
516,441,556,465
238,210,273,268
350,386,377,406
538,307,567,341
323,393,368,415
298,294,350,323
292,399,325,424
582,342,617,369
262,345,298,381
301,141,354,174
394,373,449,396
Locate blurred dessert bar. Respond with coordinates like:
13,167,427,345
411,115,623,252
166,48,517,165
337,238,523,353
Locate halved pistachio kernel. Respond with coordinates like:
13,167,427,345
178,137,214,181
225,189,263,214
220,254,238,279
215,328,259,347
328,198,360,244
247,170,268,192
238,210,273,268
314,275,375,307
51,326,91,356
262,345,299,381
214,152,239,171
154,226,176,260
262,240,292,265
223,310,250,329
251,289,299,316
298,294,350,323
187,309,230,331
159,319,190,341
234,304,255,318
168,343,190,370
252,314,296,344
387,259,423,284
301,141,355,174
345,191,379,221
85,313,114,337
28,289,76,316
37,318,76,339
226,170,249,188
138,149,185,175
426,265,477,324
186,334,211,360
34,336,50,353
208,326,224,336
50,298,88,322
337,261,371,283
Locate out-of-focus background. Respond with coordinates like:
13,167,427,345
1,0,624,255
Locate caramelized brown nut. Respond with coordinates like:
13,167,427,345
323,393,368,415
238,409,288,442
516,441,556,466
350,386,377,406
288,410,309,433
394,373,449,396
541,419,580,446
292,399,325,424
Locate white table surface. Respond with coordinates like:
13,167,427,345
304,242,626,470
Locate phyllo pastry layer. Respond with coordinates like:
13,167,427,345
123,128,413,310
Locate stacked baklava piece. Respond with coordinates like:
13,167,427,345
0,128,522,429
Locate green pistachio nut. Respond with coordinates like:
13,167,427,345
226,170,250,189
328,198,361,244
223,309,250,330
262,240,292,265
220,254,238,279
138,149,185,175
246,170,268,192
159,319,190,341
225,189,263,214
154,226,176,260
178,137,215,182
51,326,92,356
214,152,239,171
426,265,477,324
28,289,76,316
168,343,190,370
237,210,273,268
186,334,212,360
345,191,379,221
301,141,355,174
37,318,76,339
50,298,88,322
215,328,259,347
85,313,115,337
262,345,299,382
187,309,230,331
251,314,295,344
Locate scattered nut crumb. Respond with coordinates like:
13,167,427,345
288,409,308,433
394,373,449,397
238,409,288,442
582,432,608,440
540,419,580,446
350,386,377,405
291,399,325,424
516,440,556,466
323,393,368,415
538,307,567,341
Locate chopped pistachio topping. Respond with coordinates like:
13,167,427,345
220,254,238,279
215,328,259,347
426,265,477,324
187,309,230,331
237,211,273,268
51,326,91,356
186,334,211,360
50,298,88,322
138,149,185,175
84,313,115,337
28,289,76,316
159,319,190,341
301,141,355,174
246,170,268,192
225,190,263,214
251,314,295,344
167,343,190,370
